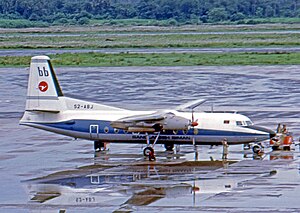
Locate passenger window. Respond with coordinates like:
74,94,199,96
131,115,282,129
224,120,230,124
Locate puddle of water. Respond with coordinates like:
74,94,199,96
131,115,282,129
1,65,300,212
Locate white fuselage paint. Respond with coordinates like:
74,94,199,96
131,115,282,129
21,107,270,145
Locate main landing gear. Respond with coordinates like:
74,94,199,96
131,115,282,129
143,146,156,161
143,132,160,161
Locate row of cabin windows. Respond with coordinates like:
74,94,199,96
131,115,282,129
102,127,198,135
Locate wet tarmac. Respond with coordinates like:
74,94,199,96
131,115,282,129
1,65,300,212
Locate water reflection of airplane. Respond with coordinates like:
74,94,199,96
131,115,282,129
25,161,236,208
20,56,275,159
269,150,293,160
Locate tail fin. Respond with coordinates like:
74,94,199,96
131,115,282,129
24,55,125,114
26,55,63,112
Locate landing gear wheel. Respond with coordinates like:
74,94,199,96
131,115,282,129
94,141,104,152
164,143,174,151
252,144,262,154
272,146,279,151
143,147,156,161
143,147,154,156
283,146,291,151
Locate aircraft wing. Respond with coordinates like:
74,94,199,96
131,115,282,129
175,99,206,111
31,191,61,203
115,112,166,123
111,111,191,132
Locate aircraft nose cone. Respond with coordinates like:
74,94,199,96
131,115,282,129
247,125,276,139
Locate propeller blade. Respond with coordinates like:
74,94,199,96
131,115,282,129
190,110,198,126
192,110,194,122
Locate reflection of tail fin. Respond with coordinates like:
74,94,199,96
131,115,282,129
26,55,63,112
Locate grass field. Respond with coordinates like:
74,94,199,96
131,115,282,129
1,52,299,67
1,31,300,49
1,24,300,66
1,24,300,49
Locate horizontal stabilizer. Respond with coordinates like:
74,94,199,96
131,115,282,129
25,109,60,113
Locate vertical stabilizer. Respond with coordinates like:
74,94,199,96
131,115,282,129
26,56,63,112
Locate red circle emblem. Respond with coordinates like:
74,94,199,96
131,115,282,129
38,81,48,92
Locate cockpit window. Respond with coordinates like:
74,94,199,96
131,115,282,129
246,121,253,126
236,120,253,126
236,121,243,126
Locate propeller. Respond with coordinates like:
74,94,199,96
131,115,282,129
190,109,198,127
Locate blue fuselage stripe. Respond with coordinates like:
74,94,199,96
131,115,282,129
38,119,266,137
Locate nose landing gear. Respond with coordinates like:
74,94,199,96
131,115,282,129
252,144,263,154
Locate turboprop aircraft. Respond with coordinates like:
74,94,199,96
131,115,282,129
20,56,276,159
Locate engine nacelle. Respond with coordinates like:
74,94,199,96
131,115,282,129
110,113,191,132
162,115,190,130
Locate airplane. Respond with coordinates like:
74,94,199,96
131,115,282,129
20,56,276,160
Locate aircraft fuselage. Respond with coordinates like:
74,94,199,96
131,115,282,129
21,108,274,145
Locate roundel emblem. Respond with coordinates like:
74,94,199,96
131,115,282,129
38,81,48,92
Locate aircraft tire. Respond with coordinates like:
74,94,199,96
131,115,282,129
252,144,262,154
143,147,154,157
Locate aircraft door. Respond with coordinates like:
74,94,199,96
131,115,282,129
90,124,99,139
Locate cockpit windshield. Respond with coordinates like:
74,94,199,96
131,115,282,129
246,120,253,126
236,121,243,126
236,120,253,126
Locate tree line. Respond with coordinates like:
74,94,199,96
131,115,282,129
0,0,299,25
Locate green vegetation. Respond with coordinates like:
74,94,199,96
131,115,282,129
1,52,300,67
2,28,300,49
0,19,49,28
1,0,300,28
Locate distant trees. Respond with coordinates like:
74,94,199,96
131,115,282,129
208,8,228,22
0,0,300,25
